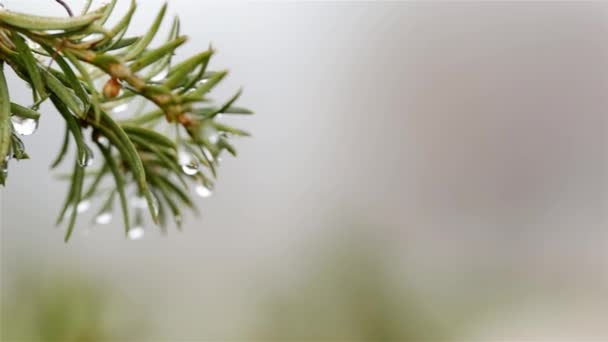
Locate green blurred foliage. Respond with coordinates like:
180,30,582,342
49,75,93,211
1,273,146,341
249,228,452,341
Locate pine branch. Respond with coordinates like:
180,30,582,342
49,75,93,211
0,1,253,241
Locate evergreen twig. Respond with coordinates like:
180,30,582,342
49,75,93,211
0,1,252,241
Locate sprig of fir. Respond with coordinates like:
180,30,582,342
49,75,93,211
0,1,252,241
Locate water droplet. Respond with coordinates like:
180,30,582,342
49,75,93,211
95,212,112,225
111,103,129,114
151,70,168,82
203,125,219,144
195,184,213,198
216,113,223,120
76,200,90,213
131,196,148,209
175,215,182,226
11,117,38,136
181,163,199,176
197,79,208,86
78,145,94,167
96,136,109,147
178,150,199,176
128,226,145,240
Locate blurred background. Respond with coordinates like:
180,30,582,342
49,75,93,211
1,1,608,340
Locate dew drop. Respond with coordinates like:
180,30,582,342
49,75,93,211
151,70,168,82
77,200,91,213
78,145,94,168
178,151,199,176
95,212,112,225
175,215,182,225
197,79,208,86
96,136,110,147
128,226,145,240
181,163,199,176
195,184,213,198
216,113,223,120
11,117,38,136
112,103,129,114
203,126,219,144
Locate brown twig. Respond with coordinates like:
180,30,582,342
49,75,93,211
54,0,73,17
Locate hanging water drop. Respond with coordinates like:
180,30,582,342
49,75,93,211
181,163,198,176
197,79,208,86
216,113,223,120
178,150,199,176
11,117,38,136
128,226,145,240
77,200,91,213
208,133,219,144
175,215,182,226
96,136,110,147
195,184,213,198
111,103,129,114
78,145,94,167
95,212,112,225
203,125,219,144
